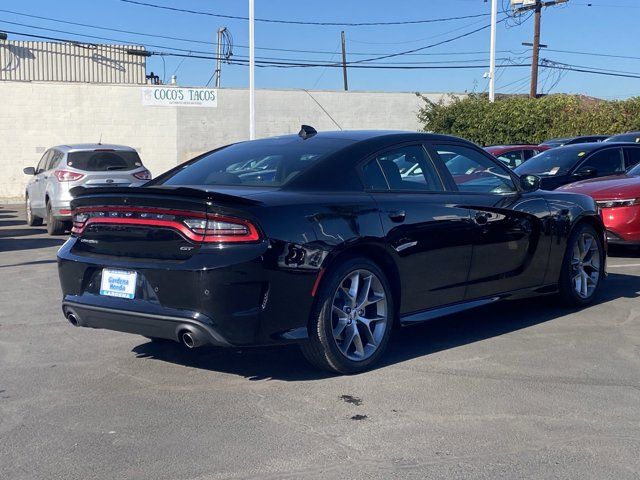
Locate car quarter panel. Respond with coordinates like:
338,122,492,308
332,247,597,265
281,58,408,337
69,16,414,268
539,191,605,285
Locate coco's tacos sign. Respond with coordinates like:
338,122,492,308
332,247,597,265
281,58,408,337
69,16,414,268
141,87,217,108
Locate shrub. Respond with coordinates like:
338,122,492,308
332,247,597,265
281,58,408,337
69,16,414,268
417,93,640,146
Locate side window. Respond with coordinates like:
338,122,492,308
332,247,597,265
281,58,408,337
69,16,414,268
523,149,537,160
496,150,524,169
361,158,389,190
624,147,640,170
580,148,624,176
366,145,443,192
36,151,51,174
46,151,62,171
433,144,517,194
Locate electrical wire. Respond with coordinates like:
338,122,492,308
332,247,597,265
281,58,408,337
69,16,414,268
118,0,494,27
0,8,528,58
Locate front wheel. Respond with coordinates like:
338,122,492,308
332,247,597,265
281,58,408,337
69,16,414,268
25,196,43,226
558,223,604,306
300,257,394,374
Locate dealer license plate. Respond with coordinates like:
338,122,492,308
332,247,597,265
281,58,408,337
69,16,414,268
100,269,137,299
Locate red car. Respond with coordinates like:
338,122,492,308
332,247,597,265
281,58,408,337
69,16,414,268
558,166,640,245
485,145,551,169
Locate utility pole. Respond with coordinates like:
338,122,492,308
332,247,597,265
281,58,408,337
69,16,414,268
341,31,349,91
214,27,227,88
530,1,542,98
249,0,255,140
488,0,498,102
512,0,568,98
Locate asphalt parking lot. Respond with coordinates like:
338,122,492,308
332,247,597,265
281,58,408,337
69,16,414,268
1,203,639,480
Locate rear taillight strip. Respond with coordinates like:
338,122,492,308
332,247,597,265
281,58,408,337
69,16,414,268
71,207,260,243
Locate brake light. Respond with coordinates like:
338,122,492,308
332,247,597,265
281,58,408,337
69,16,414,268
133,169,152,180
183,217,260,242
71,207,260,243
54,170,85,182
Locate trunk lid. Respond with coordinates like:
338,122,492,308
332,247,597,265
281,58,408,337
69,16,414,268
69,186,262,260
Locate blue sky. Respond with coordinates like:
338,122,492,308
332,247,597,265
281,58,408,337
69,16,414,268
1,0,639,98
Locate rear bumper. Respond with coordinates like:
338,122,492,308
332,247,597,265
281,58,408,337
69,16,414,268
62,299,231,346
57,237,318,346
50,198,72,218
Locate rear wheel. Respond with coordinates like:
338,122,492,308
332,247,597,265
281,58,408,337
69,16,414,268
559,223,604,306
46,201,67,235
25,196,43,226
301,257,394,374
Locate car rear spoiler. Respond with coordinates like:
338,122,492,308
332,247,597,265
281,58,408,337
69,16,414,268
69,185,263,207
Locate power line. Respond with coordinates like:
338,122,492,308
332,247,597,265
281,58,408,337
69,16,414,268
4,27,640,82
0,8,527,58
118,0,494,27
0,19,505,66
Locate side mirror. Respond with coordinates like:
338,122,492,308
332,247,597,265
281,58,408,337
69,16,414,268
23,167,36,175
573,166,597,178
520,174,541,193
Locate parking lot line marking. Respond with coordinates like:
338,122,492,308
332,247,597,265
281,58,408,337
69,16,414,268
607,263,640,268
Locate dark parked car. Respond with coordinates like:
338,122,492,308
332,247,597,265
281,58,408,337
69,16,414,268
514,142,640,190
58,129,605,374
484,144,551,169
541,135,609,148
604,131,640,143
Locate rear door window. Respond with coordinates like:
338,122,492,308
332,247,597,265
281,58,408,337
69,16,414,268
366,145,443,192
47,150,63,171
578,148,624,176
67,150,142,171
624,147,640,170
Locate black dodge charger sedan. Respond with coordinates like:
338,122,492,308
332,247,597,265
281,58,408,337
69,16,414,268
58,129,606,374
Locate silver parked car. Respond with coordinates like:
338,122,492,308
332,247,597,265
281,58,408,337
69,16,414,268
23,144,151,235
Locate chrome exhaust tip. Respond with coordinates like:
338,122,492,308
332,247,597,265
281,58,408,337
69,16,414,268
181,331,199,349
66,312,79,326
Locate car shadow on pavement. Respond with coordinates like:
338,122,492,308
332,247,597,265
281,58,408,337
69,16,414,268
130,272,640,382
608,245,640,258
0,236,66,252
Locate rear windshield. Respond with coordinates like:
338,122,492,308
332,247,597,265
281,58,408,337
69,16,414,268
67,150,142,171
515,147,593,176
156,137,351,187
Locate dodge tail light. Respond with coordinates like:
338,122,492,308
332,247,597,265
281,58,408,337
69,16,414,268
183,217,260,242
71,207,260,243
54,170,85,182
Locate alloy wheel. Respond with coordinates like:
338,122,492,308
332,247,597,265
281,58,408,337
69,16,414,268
331,269,388,362
571,232,601,299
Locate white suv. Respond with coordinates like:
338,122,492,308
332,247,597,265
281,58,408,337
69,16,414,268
23,144,151,235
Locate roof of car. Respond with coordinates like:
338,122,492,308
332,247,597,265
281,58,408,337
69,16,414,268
53,143,137,153
485,145,541,150
259,130,479,146
549,141,639,152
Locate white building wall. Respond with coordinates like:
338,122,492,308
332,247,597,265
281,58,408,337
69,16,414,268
0,81,457,201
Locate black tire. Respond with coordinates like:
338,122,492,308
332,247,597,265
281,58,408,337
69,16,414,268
25,196,43,226
46,201,67,235
558,222,605,307
300,257,395,374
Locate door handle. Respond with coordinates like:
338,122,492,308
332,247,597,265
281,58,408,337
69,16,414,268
388,210,406,223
